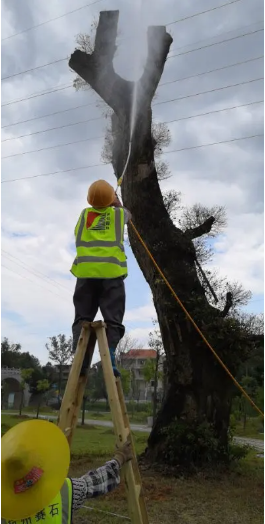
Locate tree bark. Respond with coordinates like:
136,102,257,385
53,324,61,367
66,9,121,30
69,10,251,468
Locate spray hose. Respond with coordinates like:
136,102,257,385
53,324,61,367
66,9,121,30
117,145,264,419
116,142,132,190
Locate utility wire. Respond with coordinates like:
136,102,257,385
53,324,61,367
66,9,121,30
1,264,68,301
159,55,263,87
167,20,263,55
1,0,105,41
2,77,262,145
168,28,264,60
2,134,262,184
2,101,263,159
163,134,263,156
2,26,262,84
2,21,261,108
166,0,242,26
1,250,71,293
2,116,102,142
2,100,96,128
2,134,105,159
2,55,263,129
2,58,67,81
159,100,264,125
1,162,108,183
154,77,264,106
1,83,73,108
1,0,242,43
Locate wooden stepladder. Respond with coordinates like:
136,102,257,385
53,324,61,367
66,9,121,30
58,320,149,524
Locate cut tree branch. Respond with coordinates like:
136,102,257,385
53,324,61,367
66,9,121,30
221,292,233,317
69,11,132,115
185,216,215,239
69,11,173,119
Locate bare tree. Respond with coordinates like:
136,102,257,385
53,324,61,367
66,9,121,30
69,11,255,468
116,333,142,364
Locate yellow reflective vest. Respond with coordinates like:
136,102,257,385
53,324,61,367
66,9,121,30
1,479,72,524
71,206,127,279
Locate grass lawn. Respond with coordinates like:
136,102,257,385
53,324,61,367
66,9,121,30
234,417,264,440
2,414,264,523
2,409,264,440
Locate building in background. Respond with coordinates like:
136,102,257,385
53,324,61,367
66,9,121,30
120,349,164,401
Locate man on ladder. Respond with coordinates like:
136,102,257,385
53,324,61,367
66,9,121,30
71,179,131,377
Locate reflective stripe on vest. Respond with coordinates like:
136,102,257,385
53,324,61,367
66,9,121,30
1,478,72,524
71,206,127,279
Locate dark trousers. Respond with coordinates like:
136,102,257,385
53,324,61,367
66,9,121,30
72,277,126,352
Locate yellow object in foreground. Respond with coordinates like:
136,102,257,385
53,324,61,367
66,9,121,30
1,419,70,520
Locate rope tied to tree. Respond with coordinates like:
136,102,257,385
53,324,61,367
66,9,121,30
117,146,264,419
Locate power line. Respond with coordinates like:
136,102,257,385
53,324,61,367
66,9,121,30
2,134,105,159
3,101,263,159
2,251,71,294
159,55,263,87
2,58,67,81
2,134,262,184
2,115,102,142
2,25,262,86
163,133,263,156
3,56,262,129
168,28,264,60
1,263,68,301
1,0,105,41
2,23,259,108
167,20,263,56
2,77,262,145
1,83,72,108
160,100,264,125
166,0,242,26
154,77,264,106
2,99,94,128
1,162,109,183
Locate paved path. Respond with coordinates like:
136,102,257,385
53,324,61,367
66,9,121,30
3,412,264,452
234,436,264,452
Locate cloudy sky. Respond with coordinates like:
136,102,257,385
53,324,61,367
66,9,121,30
1,0,264,366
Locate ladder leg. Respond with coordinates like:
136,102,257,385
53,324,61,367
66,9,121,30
93,321,149,524
116,378,149,523
58,322,96,445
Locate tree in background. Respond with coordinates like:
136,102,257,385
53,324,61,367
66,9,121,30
19,369,34,416
36,379,50,419
1,338,21,368
45,335,72,396
68,11,261,468
120,368,131,397
147,322,165,421
116,333,142,365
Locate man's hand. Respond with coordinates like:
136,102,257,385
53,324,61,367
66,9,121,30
112,193,122,208
114,439,133,466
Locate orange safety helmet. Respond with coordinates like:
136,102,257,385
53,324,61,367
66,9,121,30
87,180,116,208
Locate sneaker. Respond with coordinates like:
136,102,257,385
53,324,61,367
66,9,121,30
109,348,121,378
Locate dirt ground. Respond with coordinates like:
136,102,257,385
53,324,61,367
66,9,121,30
69,452,264,524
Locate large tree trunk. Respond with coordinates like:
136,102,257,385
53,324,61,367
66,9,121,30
69,11,248,468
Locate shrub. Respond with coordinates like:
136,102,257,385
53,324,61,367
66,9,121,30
160,417,248,468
